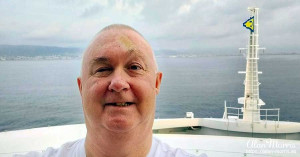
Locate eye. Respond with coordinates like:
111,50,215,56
94,67,113,76
128,64,143,71
95,67,113,73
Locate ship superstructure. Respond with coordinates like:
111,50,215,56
223,7,281,125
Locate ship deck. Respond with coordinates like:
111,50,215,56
1,118,300,157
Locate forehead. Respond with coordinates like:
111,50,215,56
88,29,151,58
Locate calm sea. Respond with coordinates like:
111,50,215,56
0,55,300,132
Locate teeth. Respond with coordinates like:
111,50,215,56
116,103,127,106
106,102,133,107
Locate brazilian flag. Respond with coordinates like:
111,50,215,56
243,16,254,32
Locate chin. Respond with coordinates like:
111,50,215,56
105,117,137,133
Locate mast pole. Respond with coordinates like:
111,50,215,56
243,7,265,121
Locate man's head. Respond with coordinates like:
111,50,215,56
77,24,162,134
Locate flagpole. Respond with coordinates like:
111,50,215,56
240,7,266,122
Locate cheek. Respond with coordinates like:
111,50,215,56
82,79,108,108
89,80,108,99
82,79,109,126
131,77,157,115
91,80,108,102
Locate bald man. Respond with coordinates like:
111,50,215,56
15,24,197,157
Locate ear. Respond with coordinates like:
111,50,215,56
155,72,163,95
77,77,83,97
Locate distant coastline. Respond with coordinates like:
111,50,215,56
1,53,300,61
155,52,300,59
0,55,81,61
0,44,83,61
0,44,299,61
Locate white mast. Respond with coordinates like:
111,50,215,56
238,7,265,122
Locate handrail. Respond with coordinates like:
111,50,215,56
224,106,280,122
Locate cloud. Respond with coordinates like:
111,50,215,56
113,0,144,18
24,26,62,40
177,0,199,15
79,1,109,18
80,4,104,18
0,0,300,53
178,4,191,15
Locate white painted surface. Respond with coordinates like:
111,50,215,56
155,134,300,157
202,118,300,133
0,124,86,156
154,118,300,134
1,119,300,157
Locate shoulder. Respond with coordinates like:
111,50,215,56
13,138,86,157
148,137,198,157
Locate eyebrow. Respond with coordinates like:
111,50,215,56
127,48,146,61
91,57,109,64
127,48,149,70
89,48,147,69
89,57,110,68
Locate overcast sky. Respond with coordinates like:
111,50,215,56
0,0,299,54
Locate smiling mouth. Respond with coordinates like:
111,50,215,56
105,102,134,107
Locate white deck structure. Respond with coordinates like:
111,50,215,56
203,7,300,138
0,121,299,157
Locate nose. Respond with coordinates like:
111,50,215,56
108,72,130,93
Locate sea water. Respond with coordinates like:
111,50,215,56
0,55,300,132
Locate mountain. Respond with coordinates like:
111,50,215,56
0,45,298,59
0,45,83,57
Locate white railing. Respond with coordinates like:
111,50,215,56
223,102,280,122
224,106,243,119
260,108,280,121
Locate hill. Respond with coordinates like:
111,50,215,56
0,45,83,57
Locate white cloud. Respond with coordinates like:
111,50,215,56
24,26,62,40
0,0,299,53
114,0,144,18
178,4,191,15
80,4,104,18
177,0,199,15
67,18,110,40
191,0,199,4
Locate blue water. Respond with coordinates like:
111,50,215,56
0,55,300,132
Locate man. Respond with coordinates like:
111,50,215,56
77,24,161,157
15,24,197,157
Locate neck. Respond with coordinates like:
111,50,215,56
85,126,152,157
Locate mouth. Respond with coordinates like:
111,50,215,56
105,102,135,107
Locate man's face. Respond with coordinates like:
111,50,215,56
78,29,162,133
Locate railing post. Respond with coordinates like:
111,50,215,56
266,110,267,121
278,109,280,128
223,101,227,119
278,109,280,121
